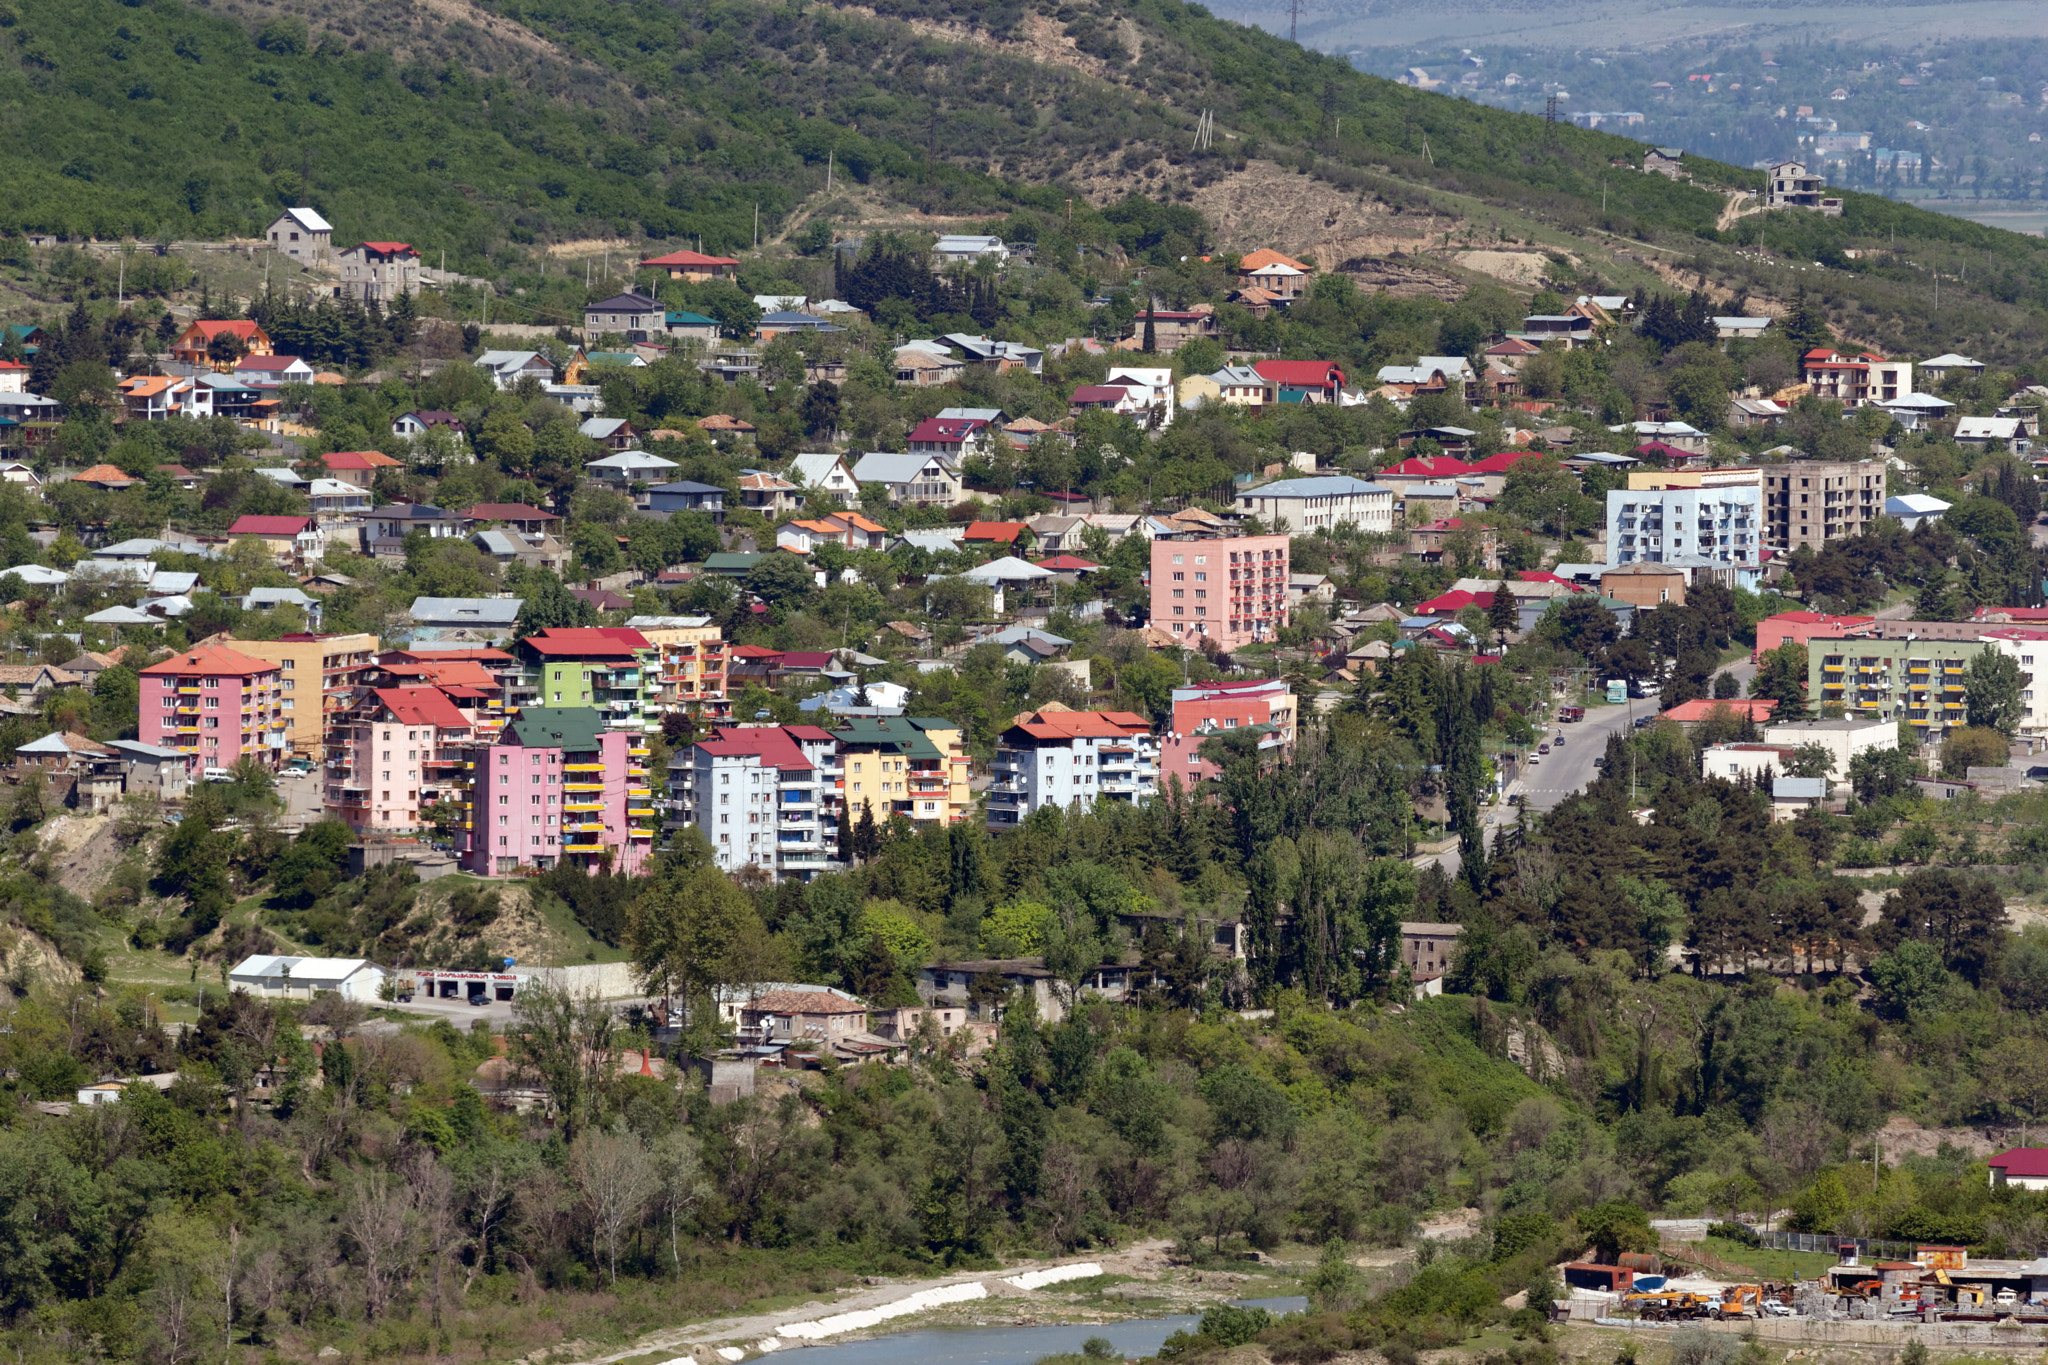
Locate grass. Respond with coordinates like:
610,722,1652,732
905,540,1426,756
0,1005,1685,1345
1674,1236,1840,1283
524,885,634,966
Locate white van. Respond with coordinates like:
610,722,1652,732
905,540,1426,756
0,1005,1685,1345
202,768,235,782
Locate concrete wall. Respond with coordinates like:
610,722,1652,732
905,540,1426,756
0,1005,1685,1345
529,961,642,998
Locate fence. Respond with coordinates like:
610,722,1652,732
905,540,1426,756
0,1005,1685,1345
1755,1231,1917,1260
1590,1316,2048,1349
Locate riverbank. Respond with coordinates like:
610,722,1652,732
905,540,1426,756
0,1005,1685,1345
531,1242,1307,1365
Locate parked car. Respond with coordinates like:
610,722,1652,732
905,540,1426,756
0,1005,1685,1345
202,767,234,781
1538,742,1551,754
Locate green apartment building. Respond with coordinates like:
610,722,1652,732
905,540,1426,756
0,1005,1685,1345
515,628,658,733
1807,635,1985,739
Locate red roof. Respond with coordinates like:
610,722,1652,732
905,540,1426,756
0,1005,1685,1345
1660,698,1779,723
356,242,416,257
523,627,651,656
323,450,402,469
729,644,783,660
1517,571,1583,590
1070,384,1133,404
185,320,264,341
1990,1147,2048,1177
1253,359,1347,388
1468,451,1542,474
908,417,988,443
378,660,497,689
1767,610,1874,626
779,651,836,669
142,645,279,678
1380,455,1474,478
963,521,1026,543
698,725,816,771
1413,590,1484,615
641,250,741,268
228,515,312,536
1011,709,1152,740
1632,441,1701,459
380,647,515,665
1974,606,2048,622
1033,554,1102,570
373,687,470,728
464,503,558,522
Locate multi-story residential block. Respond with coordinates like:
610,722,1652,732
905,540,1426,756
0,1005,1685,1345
1761,461,1887,551
326,687,478,831
336,242,421,305
987,710,1156,828
515,628,655,733
1801,349,1911,407
834,717,971,827
1234,475,1395,535
625,616,728,720
1807,636,1986,739
462,708,653,877
1606,472,1763,567
139,645,289,770
1974,628,2048,735
209,632,380,761
1156,678,1299,790
1149,534,1291,649
666,724,842,880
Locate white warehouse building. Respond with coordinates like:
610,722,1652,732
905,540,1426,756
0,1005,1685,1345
229,954,387,1002
1606,484,1763,567
1235,475,1395,535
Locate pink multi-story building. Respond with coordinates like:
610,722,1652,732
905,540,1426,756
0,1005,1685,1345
1149,534,1290,650
461,706,653,877
1157,678,1300,790
326,687,479,831
139,644,288,771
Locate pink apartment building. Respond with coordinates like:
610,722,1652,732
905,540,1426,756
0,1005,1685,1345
139,644,288,770
1149,534,1290,650
461,706,653,877
326,687,479,830
1157,677,1299,789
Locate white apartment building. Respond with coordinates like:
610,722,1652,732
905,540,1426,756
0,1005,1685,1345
987,710,1157,829
1979,630,2048,735
1235,475,1395,535
1606,484,1763,566
665,724,841,881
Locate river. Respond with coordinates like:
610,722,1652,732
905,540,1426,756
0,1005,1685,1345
761,1297,1309,1365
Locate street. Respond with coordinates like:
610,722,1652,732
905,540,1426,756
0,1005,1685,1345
1416,657,1759,875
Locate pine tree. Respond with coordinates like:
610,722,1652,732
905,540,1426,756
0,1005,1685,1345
1142,300,1157,354
1784,289,1833,352
1486,583,1517,650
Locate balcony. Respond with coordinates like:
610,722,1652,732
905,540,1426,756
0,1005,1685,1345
565,782,603,793
564,843,604,853
565,800,602,813
565,763,605,772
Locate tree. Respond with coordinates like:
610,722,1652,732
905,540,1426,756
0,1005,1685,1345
1486,583,1516,650
625,861,778,1051
1783,289,1833,352
1966,651,2025,735
744,551,816,607
1879,867,2008,984
513,572,597,639
1849,746,1920,803
1617,875,1686,979
1942,725,2009,778
1748,642,1810,722
508,980,617,1142
1785,743,1835,779
569,1126,658,1286
1576,1199,1655,1260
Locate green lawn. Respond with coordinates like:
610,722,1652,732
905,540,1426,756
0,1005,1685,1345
1680,1236,1840,1283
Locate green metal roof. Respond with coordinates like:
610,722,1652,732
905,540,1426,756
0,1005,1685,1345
833,717,943,761
703,552,762,575
506,706,603,751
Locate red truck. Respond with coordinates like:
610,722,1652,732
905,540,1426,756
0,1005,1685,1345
1558,705,1585,723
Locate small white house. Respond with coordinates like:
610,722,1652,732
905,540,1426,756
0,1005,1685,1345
229,954,387,1002
265,207,333,263
933,235,1009,264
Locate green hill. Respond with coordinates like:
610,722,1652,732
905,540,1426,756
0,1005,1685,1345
2,0,2047,355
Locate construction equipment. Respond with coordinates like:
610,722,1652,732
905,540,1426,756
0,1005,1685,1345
1621,1291,1714,1321
1716,1285,1764,1319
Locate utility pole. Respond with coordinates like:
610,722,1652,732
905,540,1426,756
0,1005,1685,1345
826,149,834,192
1289,0,1300,44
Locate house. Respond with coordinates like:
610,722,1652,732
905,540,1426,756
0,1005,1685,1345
666,724,842,879
646,480,727,517
1486,337,1543,371
1128,307,1218,353
1713,316,1772,342
307,478,371,518
987,709,1156,828
1919,353,1985,382
116,375,199,421
1253,359,1347,404
392,410,466,441
1235,475,1395,534
1601,562,1689,607
738,471,802,515
1409,518,1501,571
578,417,640,452
106,739,193,801
1802,349,1912,407
1643,147,1687,179
335,241,421,304
320,449,404,490
963,521,1030,550
933,235,1009,264
851,451,963,507
756,310,845,340
470,530,570,572
893,348,965,387
582,291,668,340
663,309,721,345
229,954,386,1002
1618,420,1712,455
640,249,741,281
789,452,861,506
1765,159,1843,214
475,351,558,390
906,416,989,460
1238,249,1311,300
1069,383,1155,420
943,333,1044,374
0,362,26,396
407,596,524,642
1729,397,1790,428
227,515,323,565
1156,677,1299,788
233,355,316,386
365,504,462,543
1956,415,2034,454
741,989,870,1043
139,644,288,769
71,463,139,492
462,503,560,534
1521,315,1595,347
1180,365,1272,411
0,668,81,703
774,512,889,554
265,207,333,262
170,320,273,369
1886,493,1950,530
